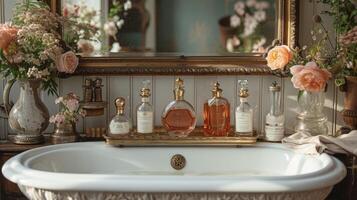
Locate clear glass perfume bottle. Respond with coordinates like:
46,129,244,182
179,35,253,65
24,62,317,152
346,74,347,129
203,82,230,136
136,80,154,134
162,78,196,137
109,97,130,135
235,80,254,135
265,82,285,141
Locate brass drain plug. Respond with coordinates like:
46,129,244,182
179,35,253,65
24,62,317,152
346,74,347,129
171,154,186,170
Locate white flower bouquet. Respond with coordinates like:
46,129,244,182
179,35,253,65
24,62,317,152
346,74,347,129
223,0,270,53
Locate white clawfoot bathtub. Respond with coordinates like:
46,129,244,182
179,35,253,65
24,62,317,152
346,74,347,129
2,142,346,200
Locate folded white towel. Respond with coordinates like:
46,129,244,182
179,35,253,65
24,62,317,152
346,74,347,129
282,130,357,156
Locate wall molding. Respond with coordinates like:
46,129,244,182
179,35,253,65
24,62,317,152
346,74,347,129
0,0,4,23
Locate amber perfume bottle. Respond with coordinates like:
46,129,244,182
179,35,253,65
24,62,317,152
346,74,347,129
162,78,196,137
203,82,230,136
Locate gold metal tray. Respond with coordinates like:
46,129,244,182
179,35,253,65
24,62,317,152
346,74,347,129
104,128,258,147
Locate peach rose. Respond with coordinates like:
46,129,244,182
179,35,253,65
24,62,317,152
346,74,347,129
266,45,293,70
290,61,332,92
0,25,18,52
56,51,78,73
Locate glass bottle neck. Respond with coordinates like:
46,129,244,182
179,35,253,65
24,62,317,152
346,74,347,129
117,110,124,115
141,97,150,103
240,97,248,103
175,96,184,101
270,90,282,115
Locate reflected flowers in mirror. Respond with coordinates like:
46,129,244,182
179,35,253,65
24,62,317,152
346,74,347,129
103,0,132,53
223,0,270,53
63,0,100,56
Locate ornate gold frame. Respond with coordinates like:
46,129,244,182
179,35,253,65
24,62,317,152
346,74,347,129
48,0,299,75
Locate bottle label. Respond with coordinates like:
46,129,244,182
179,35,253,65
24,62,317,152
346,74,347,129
109,121,130,134
235,111,253,132
265,125,284,141
137,111,153,133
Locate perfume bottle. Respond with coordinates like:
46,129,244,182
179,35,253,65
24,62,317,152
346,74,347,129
203,82,230,136
109,97,130,135
136,80,154,134
235,80,254,135
162,78,196,137
265,82,285,141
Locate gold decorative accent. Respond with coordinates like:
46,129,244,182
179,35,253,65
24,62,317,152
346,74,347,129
12,135,45,145
171,154,186,170
174,78,185,100
212,82,223,98
114,97,126,115
47,0,298,76
104,128,257,147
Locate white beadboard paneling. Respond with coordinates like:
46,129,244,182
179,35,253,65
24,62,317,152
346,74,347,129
283,78,298,135
108,76,131,122
324,81,335,135
261,76,283,137
0,79,4,139
83,76,108,132
59,77,84,132
0,0,4,23
195,76,217,126
132,76,153,126
335,89,345,133
217,76,236,126
41,79,60,134
154,76,174,126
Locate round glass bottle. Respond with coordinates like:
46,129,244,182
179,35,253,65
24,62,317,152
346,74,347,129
162,78,196,137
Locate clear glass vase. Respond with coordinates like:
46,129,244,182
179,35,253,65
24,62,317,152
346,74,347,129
295,90,328,136
52,121,78,144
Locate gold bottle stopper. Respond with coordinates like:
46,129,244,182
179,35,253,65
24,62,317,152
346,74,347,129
174,78,185,100
212,81,223,98
140,80,151,98
238,80,249,98
114,97,125,115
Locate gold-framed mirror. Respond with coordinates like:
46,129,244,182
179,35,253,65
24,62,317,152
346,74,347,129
46,0,298,75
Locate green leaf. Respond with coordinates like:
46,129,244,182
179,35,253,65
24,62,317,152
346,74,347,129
335,78,345,87
297,90,304,101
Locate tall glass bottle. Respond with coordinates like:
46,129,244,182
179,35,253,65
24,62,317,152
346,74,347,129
109,97,130,135
136,80,154,134
265,82,285,141
203,82,230,136
235,80,254,135
162,78,196,137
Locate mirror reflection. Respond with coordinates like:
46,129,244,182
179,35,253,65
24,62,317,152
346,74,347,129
61,0,277,56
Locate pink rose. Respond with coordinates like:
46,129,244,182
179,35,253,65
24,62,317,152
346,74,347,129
290,61,332,92
65,98,79,112
49,113,65,124
266,45,293,70
0,25,18,52
56,51,78,73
